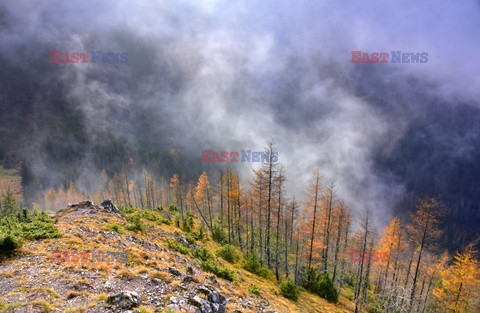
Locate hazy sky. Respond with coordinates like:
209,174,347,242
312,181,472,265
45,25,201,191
1,0,479,227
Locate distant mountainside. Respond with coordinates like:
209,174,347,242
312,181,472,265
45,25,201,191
1,51,479,255
341,66,480,253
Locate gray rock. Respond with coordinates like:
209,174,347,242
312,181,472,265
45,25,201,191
207,291,227,305
210,276,218,284
106,291,141,309
259,299,270,309
100,199,120,213
166,304,180,311
178,234,189,246
151,278,164,285
183,275,195,283
211,303,226,313
197,286,211,295
169,267,181,276
189,295,205,307
169,296,179,304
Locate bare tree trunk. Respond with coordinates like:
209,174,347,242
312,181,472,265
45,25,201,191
220,170,224,229
323,184,334,275
408,220,429,313
284,204,289,279
123,167,131,206
227,171,231,244
421,273,434,313
308,173,320,270
332,205,344,284
250,194,255,253
294,238,300,285
355,209,370,313
258,175,264,266
275,172,283,281
266,147,274,269
236,176,243,249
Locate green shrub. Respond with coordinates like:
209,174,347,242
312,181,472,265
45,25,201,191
248,284,261,295
280,279,299,301
118,205,135,216
21,219,61,240
191,227,205,241
342,287,354,301
169,204,178,213
193,247,214,262
137,209,170,226
242,252,274,279
303,268,338,303
200,259,235,281
125,215,146,233
0,235,22,251
139,210,159,222
212,224,226,244
0,191,19,217
317,275,338,303
216,244,240,263
106,223,124,234
184,233,196,245
166,239,190,254
0,209,61,252
181,213,194,232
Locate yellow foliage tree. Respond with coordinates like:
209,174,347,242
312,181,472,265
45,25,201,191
433,246,480,312
303,169,324,269
194,171,213,229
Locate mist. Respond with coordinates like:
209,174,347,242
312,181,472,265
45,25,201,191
1,0,479,250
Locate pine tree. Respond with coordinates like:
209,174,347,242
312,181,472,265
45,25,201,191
1,190,19,217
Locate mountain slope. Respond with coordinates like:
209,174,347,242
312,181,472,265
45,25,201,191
0,202,353,313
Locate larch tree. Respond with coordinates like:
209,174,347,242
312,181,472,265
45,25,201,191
433,246,480,313
322,182,336,275
262,140,278,269
274,167,286,280
407,196,445,312
170,173,183,217
303,169,323,270
194,171,213,230
355,207,372,313
377,216,405,290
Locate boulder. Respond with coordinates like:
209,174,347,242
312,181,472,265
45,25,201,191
100,199,119,213
106,291,141,309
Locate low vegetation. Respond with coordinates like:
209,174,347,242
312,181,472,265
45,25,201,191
165,239,190,254
279,279,299,301
242,252,274,279
199,259,235,281
303,268,338,304
0,192,61,252
216,244,240,263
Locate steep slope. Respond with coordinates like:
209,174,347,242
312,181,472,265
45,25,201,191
0,202,353,313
